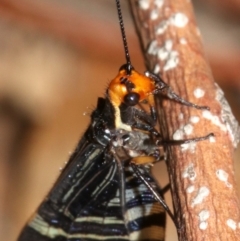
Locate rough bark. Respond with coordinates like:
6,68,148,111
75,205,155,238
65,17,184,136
130,0,240,240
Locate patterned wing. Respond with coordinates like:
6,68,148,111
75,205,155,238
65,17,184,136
18,140,127,240
124,165,166,241
18,141,166,241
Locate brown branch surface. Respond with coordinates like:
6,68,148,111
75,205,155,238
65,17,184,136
130,0,240,240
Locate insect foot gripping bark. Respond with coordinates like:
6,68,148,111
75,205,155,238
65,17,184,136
17,0,214,241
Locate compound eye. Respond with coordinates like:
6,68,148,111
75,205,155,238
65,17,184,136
124,92,140,106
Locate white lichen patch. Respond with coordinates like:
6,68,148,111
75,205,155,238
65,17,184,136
216,169,228,182
179,37,187,44
181,142,197,152
179,113,184,120
165,39,173,50
163,51,179,71
173,129,184,140
139,0,150,10
157,39,173,60
150,9,159,20
173,123,196,152
147,40,158,55
155,13,188,35
191,186,210,207
216,169,232,188
155,20,169,35
154,0,164,8
170,13,189,27
157,45,170,60
194,88,205,98
202,110,227,132
215,83,240,148
151,12,188,71
182,163,196,181
199,210,210,221
189,116,200,123
186,185,195,193
183,124,193,135
149,0,165,20
227,219,237,230
199,221,208,230
209,135,216,143
153,64,160,74
148,38,179,71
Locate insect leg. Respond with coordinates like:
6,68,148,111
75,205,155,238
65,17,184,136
130,162,180,230
145,71,209,110
156,133,214,146
148,94,157,123
132,122,160,137
129,106,160,136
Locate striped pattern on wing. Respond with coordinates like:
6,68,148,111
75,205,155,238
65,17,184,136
18,138,165,241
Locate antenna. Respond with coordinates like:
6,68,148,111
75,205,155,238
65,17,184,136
115,0,133,74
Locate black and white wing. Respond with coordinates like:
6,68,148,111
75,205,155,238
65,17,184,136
18,143,165,241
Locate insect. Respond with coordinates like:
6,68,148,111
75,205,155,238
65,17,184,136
18,0,213,240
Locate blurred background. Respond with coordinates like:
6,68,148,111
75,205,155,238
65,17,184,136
0,0,240,240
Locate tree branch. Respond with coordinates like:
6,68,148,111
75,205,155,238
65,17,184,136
130,0,240,240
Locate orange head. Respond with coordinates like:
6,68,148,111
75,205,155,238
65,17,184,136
108,64,156,108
